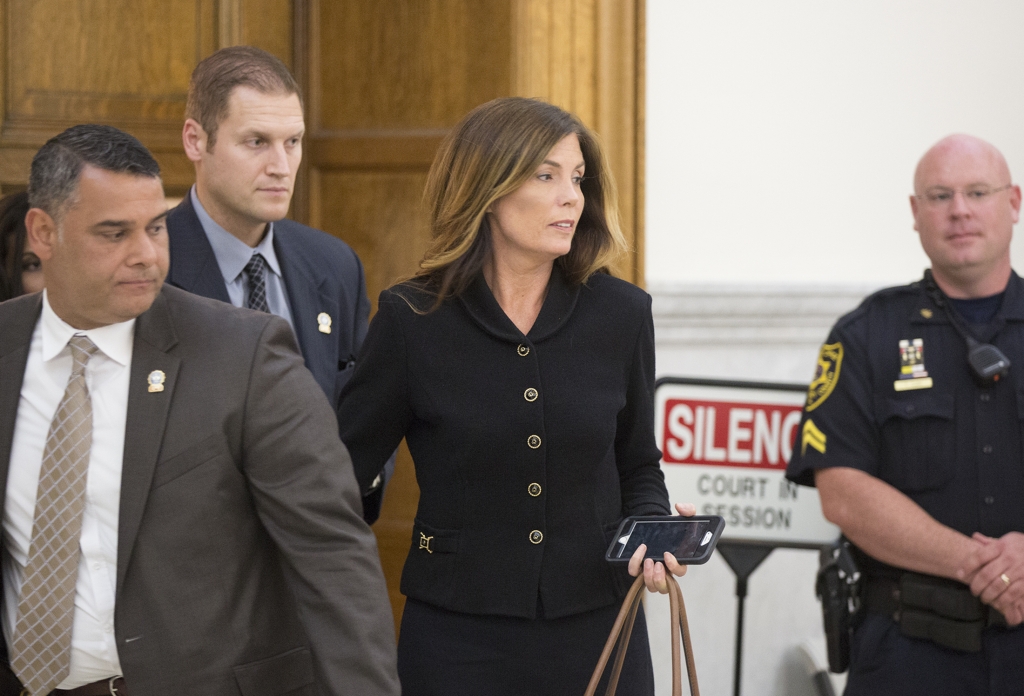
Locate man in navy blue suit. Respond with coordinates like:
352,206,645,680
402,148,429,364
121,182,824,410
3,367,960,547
167,46,389,521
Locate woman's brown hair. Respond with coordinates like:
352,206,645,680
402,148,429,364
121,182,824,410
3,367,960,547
409,97,626,309
0,191,30,301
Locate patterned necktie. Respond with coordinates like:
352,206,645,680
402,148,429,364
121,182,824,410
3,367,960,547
244,253,271,313
11,335,99,696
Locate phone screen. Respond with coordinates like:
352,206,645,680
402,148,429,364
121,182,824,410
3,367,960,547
615,519,714,560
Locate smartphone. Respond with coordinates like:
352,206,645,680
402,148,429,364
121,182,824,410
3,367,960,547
605,515,725,565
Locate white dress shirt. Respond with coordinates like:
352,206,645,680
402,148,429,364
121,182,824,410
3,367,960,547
189,186,296,331
3,291,133,687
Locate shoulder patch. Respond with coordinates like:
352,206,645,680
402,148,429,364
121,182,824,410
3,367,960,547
802,419,827,455
806,342,843,412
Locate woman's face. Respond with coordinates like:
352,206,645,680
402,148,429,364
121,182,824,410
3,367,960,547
20,236,44,294
488,133,585,268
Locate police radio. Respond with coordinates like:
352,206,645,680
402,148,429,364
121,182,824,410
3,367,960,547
922,270,1011,386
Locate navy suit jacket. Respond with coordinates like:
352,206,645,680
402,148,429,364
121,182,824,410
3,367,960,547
165,196,389,522
166,196,370,407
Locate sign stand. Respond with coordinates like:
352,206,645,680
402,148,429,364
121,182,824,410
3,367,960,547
654,377,842,696
717,542,776,696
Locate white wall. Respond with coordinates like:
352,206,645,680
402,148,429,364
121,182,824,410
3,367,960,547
646,287,857,696
645,2,1024,694
647,0,1024,288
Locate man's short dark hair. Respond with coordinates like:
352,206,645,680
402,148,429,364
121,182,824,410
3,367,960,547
186,46,302,148
28,124,161,220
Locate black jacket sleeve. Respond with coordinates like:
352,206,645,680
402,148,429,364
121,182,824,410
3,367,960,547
615,296,671,517
337,291,414,494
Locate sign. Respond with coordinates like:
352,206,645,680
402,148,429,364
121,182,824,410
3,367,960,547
655,378,839,548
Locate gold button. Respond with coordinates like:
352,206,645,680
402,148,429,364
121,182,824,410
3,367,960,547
530,530,544,544
527,434,541,449
524,388,538,402
528,482,542,497
517,344,530,357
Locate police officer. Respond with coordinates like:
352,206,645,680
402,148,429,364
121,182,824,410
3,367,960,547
788,134,1024,696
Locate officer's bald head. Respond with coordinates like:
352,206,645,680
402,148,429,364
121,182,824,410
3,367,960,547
910,134,1020,298
914,135,1011,196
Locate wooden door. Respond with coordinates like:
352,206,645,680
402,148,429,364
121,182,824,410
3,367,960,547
0,0,293,197
0,0,645,638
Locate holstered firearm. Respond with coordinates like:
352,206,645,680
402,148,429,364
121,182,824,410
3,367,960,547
815,537,863,673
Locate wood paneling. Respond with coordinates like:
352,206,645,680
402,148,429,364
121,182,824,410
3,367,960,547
5,0,209,124
0,0,216,192
0,0,292,196
595,0,644,284
513,0,598,122
239,0,294,70
316,171,432,307
310,1,511,132
511,0,644,283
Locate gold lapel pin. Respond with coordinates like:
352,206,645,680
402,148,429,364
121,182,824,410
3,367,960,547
147,370,166,393
317,312,332,335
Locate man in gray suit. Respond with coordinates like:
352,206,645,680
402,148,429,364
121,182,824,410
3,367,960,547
0,124,399,695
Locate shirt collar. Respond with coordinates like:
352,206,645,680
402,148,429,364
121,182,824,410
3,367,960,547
40,290,135,366
911,269,1024,331
458,264,581,342
998,270,1024,321
189,186,283,283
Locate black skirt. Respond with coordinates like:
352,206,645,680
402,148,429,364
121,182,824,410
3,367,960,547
397,599,655,696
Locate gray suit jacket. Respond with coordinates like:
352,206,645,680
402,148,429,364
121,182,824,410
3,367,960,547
0,286,399,696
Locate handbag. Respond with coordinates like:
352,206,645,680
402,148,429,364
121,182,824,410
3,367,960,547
585,575,699,696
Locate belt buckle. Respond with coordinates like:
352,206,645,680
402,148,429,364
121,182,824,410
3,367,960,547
419,532,433,554
109,677,123,695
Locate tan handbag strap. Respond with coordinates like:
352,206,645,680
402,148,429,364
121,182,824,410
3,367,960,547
606,583,643,694
670,576,700,696
584,575,700,696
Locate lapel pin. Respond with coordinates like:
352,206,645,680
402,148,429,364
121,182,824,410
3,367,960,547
317,312,332,335
147,370,166,393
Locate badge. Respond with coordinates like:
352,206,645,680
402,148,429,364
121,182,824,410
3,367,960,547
920,308,933,319
147,370,166,393
894,338,933,391
801,419,827,455
806,342,843,412
317,312,332,335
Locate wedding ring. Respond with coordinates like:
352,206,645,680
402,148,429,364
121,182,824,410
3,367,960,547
1000,573,1011,587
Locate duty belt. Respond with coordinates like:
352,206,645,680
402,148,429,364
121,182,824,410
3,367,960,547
865,573,1007,653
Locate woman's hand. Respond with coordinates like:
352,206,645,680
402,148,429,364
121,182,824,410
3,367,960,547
627,503,697,593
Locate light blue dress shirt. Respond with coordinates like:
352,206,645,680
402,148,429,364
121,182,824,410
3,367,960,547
189,187,295,333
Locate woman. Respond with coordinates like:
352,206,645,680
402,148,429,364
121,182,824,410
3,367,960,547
338,97,690,696
0,191,43,301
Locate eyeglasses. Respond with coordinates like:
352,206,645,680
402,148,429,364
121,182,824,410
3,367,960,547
915,183,1013,208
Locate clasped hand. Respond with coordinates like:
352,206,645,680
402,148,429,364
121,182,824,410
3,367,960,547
958,531,1024,626
626,503,696,594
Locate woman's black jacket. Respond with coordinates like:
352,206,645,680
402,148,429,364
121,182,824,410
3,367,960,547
337,267,670,620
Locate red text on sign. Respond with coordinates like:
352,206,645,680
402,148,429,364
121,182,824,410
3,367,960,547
662,399,802,469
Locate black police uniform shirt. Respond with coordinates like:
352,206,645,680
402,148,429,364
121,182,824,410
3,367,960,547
337,266,671,620
787,271,1024,557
